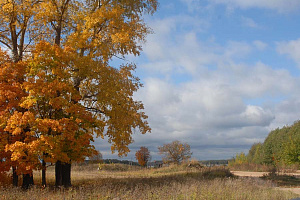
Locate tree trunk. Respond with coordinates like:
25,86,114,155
42,160,46,187
62,162,71,187
12,166,18,187
55,161,71,187
22,173,34,189
55,161,63,187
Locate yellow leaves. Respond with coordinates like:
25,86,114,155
36,119,59,133
0,0,156,170
111,32,130,44
20,97,37,109
2,3,14,13
7,141,26,161
12,127,22,136
0,56,27,111
49,97,68,109
5,140,39,173
4,111,35,135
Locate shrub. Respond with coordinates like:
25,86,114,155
202,167,235,179
98,163,141,171
0,172,11,186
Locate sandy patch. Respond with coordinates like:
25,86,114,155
231,171,266,177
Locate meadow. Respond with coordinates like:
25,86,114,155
0,164,298,200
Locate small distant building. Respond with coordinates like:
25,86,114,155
147,160,164,168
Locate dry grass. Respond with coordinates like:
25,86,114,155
229,163,299,173
0,164,298,200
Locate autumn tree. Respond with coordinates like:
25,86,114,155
135,146,150,167
158,141,192,164
0,0,43,187
89,150,103,164
0,48,32,188
0,0,158,188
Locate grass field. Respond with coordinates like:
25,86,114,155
0,164,298,200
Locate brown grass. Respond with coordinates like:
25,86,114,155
0,164,298,200
229,163,299,173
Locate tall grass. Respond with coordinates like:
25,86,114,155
0,164,298,200
229,162,299,173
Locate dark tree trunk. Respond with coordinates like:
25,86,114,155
62,162,71,187
22,173,34,189
12,166,18,187
55,161,63,187
42,159,46,187
55,161,71,187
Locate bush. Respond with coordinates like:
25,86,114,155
98,163,141,171
202,167,235,179
229,163,273,172
0,172,11,186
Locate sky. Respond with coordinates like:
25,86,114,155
96,0,300,161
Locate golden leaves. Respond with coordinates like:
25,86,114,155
0,0,156,175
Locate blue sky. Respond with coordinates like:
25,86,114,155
95,0,300,161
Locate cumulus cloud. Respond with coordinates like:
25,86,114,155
180,0,204,12
143,17,254,75
277,38,300,67
241,17,260,28
210,0,300,12
132,70,288,159
180,0,300,12
123,13,300,160
93,3,300,161
253,40,267,50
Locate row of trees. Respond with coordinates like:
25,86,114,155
135,140,192,167
0,0,158,188
231,121,300,168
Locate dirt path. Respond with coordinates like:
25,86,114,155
232,170,300,177
232,171,300,196
231,171,266,177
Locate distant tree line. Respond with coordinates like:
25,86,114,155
200,160,229,166
230,120,300,168
102,159,140,166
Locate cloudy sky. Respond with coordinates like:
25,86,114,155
95,0,300,161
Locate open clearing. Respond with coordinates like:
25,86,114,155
0,164,299,199
232,170,300,196
232,170,300,177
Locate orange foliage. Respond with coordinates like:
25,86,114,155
0,0,157,185
135,146,151,167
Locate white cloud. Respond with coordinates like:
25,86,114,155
210,0,300,12
232,62,295,98
253,40,267,50
180,0,300,13
133,71,285,159
143,16,253,75
134,32,300,160
241,17,260,28
180,0,203,12
128,14,300,160
95,7,300,160
277,38,300,67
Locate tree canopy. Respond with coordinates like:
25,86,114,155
0,0,158,188
135,146,151,167
158,140,192,164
